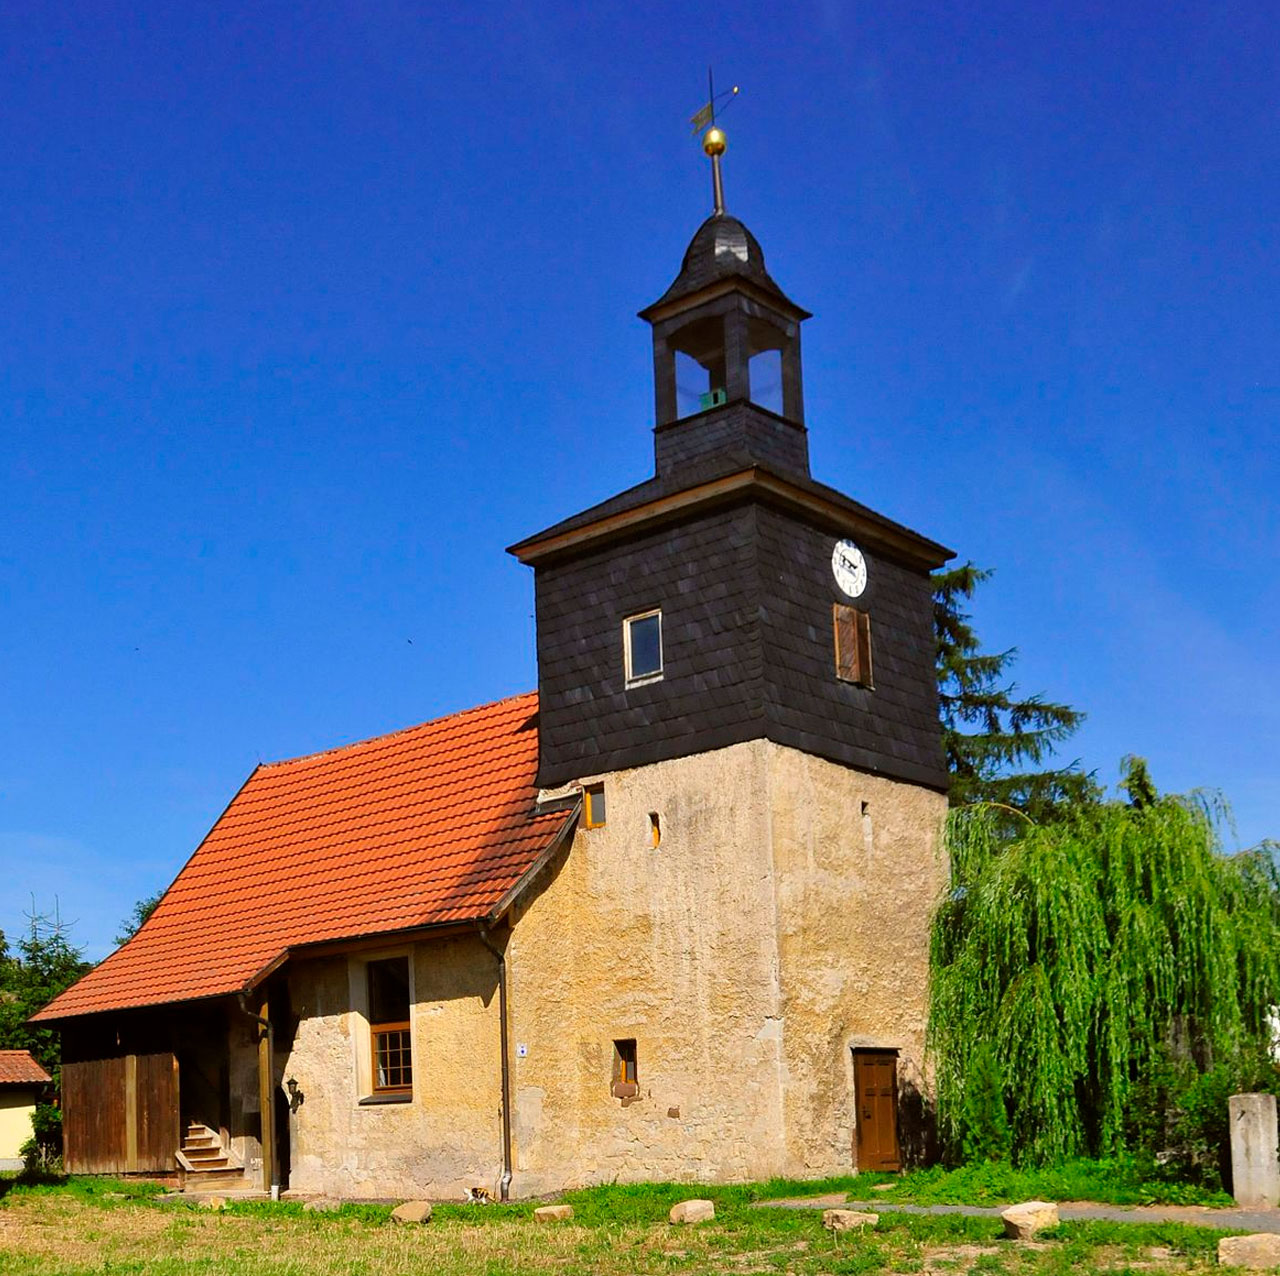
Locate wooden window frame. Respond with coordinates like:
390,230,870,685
833,603,874,688
611,1038,639,1098
623,609,664,687
584,783,607,829
370,1021,412,1096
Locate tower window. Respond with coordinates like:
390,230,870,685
671,316,728,419
624,610,663,685
584,784,607,829
834,604,874,688
612,1038,639,1097
748,347,783,415
649,812,661,848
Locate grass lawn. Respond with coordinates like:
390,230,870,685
0,1176,1239,1276
757,1159,1234,1209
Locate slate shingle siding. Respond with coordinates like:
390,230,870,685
534,497,948,792
535,504,765,787
755,505,946,789
654,401,810,479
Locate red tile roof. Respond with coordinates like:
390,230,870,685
0,1050,52,1085
34,693,573,1023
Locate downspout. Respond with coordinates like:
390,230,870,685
236,993,279,1200
476,924,513,1202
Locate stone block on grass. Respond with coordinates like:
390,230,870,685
669,1199,715,1225
534,1204,574,1222
390,1200,433,1224
1218,1233,1280,1269
1001,1201,1058,1240
822,1209,878,1232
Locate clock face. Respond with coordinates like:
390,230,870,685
831,539,868,599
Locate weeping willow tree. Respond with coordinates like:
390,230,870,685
929,762,1280,1167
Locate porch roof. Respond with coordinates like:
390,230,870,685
32,692,573,1023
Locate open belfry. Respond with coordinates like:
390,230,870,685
35,107,953,1198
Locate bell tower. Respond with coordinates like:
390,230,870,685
639,126,812,482
510,114,952,792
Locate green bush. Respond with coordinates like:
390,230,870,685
1124,1041,1280,1190
957,1043,1011,1164
19,1104,63,1175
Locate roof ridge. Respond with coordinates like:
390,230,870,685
259,690,538,771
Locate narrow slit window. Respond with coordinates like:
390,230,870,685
649,812,661,848
612,1038,638,1097
834,604,874,688
368,957,412,1095
624,610,663,685
584,784,607,829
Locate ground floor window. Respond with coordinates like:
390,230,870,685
368,957,412,1094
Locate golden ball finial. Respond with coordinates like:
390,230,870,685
702,126,727,157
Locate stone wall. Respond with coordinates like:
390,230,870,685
506,738,947,1194
281,936,504,1198
766,746,946,1173
273,738,946,1197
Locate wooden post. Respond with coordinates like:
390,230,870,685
257,994,274,1194
124,1053,139,1173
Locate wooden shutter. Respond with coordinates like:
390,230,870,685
833,604,874,688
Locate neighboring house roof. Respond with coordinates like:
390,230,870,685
33,693,574,1024
0,1050,52,1086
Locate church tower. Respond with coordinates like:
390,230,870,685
509,131,951,796
502,117,954,1187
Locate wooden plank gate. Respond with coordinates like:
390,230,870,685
63,1051,180,1174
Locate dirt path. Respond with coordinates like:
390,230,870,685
756,1193,1280,1232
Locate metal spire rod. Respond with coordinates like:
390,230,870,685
710,151,726,216
690,70,738,217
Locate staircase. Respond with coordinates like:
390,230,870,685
176,1122,247,1191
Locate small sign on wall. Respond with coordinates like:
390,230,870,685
516,1043,528,1058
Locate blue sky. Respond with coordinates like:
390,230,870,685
2,2,1276,959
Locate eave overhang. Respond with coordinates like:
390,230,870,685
508,466,953,573
638,275,812,325
31,802,583,1028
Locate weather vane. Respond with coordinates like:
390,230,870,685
689,69,739,216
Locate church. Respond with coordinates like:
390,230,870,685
34,125,953,1199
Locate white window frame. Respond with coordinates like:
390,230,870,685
623,609,664,687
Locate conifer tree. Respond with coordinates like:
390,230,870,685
114,891,162,947
0,909,90,1081
934,562,1097,819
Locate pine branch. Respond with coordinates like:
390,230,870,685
935,562,1090,822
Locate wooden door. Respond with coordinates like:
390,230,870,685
853,1050,901,1171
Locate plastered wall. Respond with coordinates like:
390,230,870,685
281,935,504,1198
0,1090,37,1167
275,739,945,1197
506,739,946,1194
